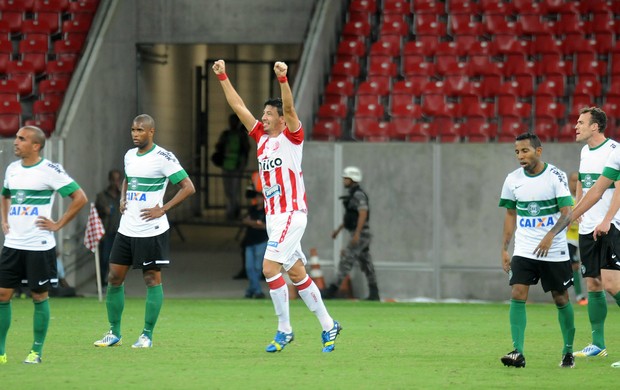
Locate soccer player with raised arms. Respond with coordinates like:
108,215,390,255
0,126,88,364
213,59,341,352
499,132,575,368
93,114,195,349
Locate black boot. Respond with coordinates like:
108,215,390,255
322,284,339,299
365,284,380,301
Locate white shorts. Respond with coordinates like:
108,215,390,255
265,211,307,271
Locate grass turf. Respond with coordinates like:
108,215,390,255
0,298,617,389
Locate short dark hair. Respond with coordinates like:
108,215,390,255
515,132,542,148
133,114,155,129
23,126,46,150
579,106,607,134
263,98,283,116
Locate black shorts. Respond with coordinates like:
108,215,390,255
109,231,170,270
579,224,620,278
568,243,579,263
510,256,573,292
0,247,57,291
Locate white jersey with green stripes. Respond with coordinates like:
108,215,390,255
601,146,620,229
2,158,81,251
119,144,188,238
579,138,619,234
499,163,573,262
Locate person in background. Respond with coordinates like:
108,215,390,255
95,169,122,287
242,186,267,299
499,132,575,369
567,171,587,305
0,125,88,364
323,166,379,301
215,114,250,220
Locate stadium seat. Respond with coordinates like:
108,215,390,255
45,58,75,80
355,101,385,119
557,122,575,142
68,0,100,14
7,60,36,97
34,11,61,35
53,38,84,61
0,100,22,137
411,0,444,14
317,102,347,121
402,57,435,79
392,79,428,97
390,101,423,120
24,118,54,135
0,8,23,34
534,118,558,142
415,15,447,37
367,56,398,77
369,37,400,58
380,18,409,37
498,116,525,142
62,17,92,40
388,117,418,141
0,38,12,73
331,61,360,81
337,38,365,62
449,14,482,36
312,119,341,141
0,79,19,101
383,0,408,15
38,78,68,100
21,19,54,40
402,37,439,58
519,14,550,36
448,0,479,14
18,37,49,74
358,78,390,98
574,78,602,97
342,20,371,40
435,116,463,143
348,0,377,14
33,96,61,123
324,79,355,103
463,117,497,142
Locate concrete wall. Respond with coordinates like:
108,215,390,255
302,141,584,302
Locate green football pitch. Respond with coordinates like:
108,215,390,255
1,298,617,389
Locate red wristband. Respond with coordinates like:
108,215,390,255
217,73,228,81
278,76,288,83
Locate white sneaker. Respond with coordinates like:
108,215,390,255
132,334,152,348
94,331,122,347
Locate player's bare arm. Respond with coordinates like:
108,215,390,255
212,59,256,132
593,179,620,238
140,177,195,221
36,188,88,232
568,175,613,226
274,61,300,132
533,206,571,258
1,195,10,234
501,209,516,273
119,178,128,214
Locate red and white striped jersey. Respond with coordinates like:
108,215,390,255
249,121,307,215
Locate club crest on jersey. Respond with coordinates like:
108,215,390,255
9,206,39,216
527,202,540,216
519,216,555,228
127,192,147,201
264,184,281,199
129,178,139,190
260,158,283,171
582,174,594,188
15,190,26,204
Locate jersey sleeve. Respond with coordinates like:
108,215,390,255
45,161,80,197
603,148,620,181
354,189,369,211
283,122,304,145
498,176,516,209
159,150,188,185
248,120,264,143
553,169,573,208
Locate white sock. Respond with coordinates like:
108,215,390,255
266,273,292,333
295,275,334,331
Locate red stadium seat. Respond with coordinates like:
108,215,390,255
336,38,366,61
0,100,22,137
534,118,558,142
18,37,49,74
402,38,439,58
342,20,371,40
392,79,428,97
463,117,497,142
383,0,408,14
7,61,36,97
62,18,92,41
34,11,61,34
380,18,409,37
369,37,400,58
39,78,68,99
435,116,463,142
324,79,355,102
355,101,385,119
358,78,390,97
349,0,377,14
312,119,341,141
68,0,99,14
0,38,12,73
367,56,398,77
317,102,347,120
557,122,575,142
498,117,525,142
0,79,19,101
33,96,61,123
331,59,360,80
21,19,54,40
53,38,84,61
45,58,76,80
24,118,54,136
